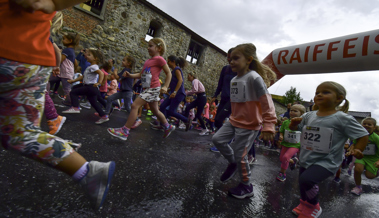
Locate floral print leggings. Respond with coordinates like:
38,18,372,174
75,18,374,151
0,58,75,167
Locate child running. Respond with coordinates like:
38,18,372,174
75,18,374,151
151,55,189,130
212,43,277,199
276,104,306,182
348,117,379,196
107,38,174,140
0,1,115,210
289,81,368,217
62,49,108,125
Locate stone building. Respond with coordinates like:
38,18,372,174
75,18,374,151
58,0,228,96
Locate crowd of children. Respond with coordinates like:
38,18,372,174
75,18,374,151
1,2,378,217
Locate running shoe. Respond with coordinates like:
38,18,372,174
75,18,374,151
210,146,219,153
62,107,80,113
80,102,92,109
151,115,157,120
95,115,109,124
247,155,257,165
150,121,164,131
47,115,66,135
194,126,202,130
79,161,116,210
185,116,193,132
351,186,363,196
290,157,298,170
131,119,142,129
333,177,341,183
61,100,71,106
199,129,210,136
107,127,128,141
228,183,254,199
276,172,286,182
292,199,305,216
299,201,322,218
163,124,175,138
58,94,66,100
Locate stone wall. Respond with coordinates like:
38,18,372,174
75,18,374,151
57,0,228,97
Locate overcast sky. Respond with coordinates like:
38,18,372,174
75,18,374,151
147,0,379,118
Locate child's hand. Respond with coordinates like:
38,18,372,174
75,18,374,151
122,71,131,77
169,92,176,99
67,80,73,84
93,83,100,88
161,86,168,94
289,117,302,130
351,149,364,159
105,95,108,99
279,135,283,141
260,131,274,142
374,161,379,168
52,67,60,76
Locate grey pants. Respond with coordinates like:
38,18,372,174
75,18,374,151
212,121,259,184
105,91,133,114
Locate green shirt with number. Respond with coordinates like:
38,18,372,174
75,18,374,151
280,119,301,149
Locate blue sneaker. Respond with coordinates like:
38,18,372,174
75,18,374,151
276,172,286,182
228,183,254,199
220,162,237,182
210,146,219,153
79,161,116,210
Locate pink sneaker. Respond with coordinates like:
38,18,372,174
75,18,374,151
351,186,363,196
107,127,128,141
292,199,305,216
131,119,142,129
95,115,109,124
62,107,80,113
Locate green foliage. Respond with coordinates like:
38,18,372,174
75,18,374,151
282,86,303,105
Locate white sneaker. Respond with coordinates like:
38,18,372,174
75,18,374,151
199,128,210,136
79,161,116,210
80,102,91,109
95,116,109,124
62,107,80,114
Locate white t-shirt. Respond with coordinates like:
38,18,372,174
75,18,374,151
83,64,99,85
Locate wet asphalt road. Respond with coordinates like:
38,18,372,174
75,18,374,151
1,96,379,218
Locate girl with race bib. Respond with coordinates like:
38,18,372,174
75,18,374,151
212,43,277,199
347,117,379,196
107,38,173,141
276,104,306,182
289,81,368,218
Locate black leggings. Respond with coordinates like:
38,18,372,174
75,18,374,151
299,165,333,205
184,93,207,129
70,84,106,117
214,99,231,129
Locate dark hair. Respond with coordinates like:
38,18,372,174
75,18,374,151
228,48,234,55
88,48,104,65
168,55,187,69
125,56,136,72
64,33,80,48
102,61,112,72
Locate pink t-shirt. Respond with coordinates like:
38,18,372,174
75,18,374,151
99,69,109,92
141,56,166,88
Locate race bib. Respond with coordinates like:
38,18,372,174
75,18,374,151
284,130,301,144
301,126,334,154
362,143,377,155
230,81,246,102
141,68,152,88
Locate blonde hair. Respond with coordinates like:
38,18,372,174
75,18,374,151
149,38,166,55
313,81,349,113
291,104,306,115
233,43,277,87
362,117,376,126
51,11,63,33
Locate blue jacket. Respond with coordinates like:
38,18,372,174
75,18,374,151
212,65,237,101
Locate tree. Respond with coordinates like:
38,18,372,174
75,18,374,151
282,86,303,105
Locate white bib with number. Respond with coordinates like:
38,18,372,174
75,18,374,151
284,130,301,144
362,143,377,155
141,68,152,88
300,126,334,154
230,81,246,102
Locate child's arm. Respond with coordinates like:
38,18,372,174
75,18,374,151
289,117,303,130
13,0,89,14
161,64,171,94
67,75,83,84
52,42,61,76
374,160,379,168
169,69,183,99
94,70,104,88
123,70,141,79
350,135,369,159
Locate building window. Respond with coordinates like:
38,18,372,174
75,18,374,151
186,40,203,64
145,20,162,41
75,0,108,20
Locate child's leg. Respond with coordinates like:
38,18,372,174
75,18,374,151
231,128,259,184
86,88,106,117
299,165,333,205
279,147,299,173
122,91,133,113
61,78,71,101
212,121,237,163
149,101,168,125
105,92,122,114
44,93,59,120
125,97,146,128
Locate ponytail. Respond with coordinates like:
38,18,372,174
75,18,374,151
168,55,188,69
338,99,349,113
